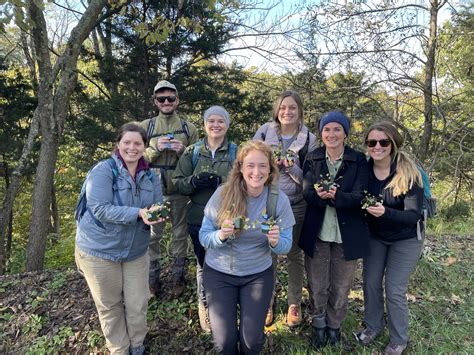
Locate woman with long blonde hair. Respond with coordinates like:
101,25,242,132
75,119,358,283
356,121,424,355
199,140,295,354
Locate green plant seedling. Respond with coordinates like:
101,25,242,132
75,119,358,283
361,191,383,209
146,202,171,222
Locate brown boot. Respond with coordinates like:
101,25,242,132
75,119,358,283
198,303,211,333
287,304,302,327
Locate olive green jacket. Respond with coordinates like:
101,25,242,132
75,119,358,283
140,112,198,195
173,138,236,225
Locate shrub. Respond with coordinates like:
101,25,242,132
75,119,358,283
442,201,471,220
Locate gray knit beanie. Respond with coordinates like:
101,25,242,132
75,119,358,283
203,106,231,127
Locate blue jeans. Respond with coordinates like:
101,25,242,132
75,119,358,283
203,264,274,354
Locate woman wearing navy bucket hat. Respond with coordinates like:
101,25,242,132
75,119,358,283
299,111,370,350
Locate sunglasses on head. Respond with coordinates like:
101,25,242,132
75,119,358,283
155,95,177,103
365,139,391,148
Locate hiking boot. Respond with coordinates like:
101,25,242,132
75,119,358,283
149,278,162,297
383,343,407,355
265,308,273,326
354,327,380,346
170,256,186,297
198,303,211,333
326,327,341,346
129,345,145,355
148,264,161,297
310,326,327,350
171,277,185,297
287,304,302,327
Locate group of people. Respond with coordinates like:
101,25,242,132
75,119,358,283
75,80,425,355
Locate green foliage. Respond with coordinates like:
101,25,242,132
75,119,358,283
26,326,74,354
87,330,105,349
48,272,67,290
22,314,45,336
441,201,472,220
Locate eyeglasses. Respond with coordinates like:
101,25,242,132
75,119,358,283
365,139,391,148
155,95,177,103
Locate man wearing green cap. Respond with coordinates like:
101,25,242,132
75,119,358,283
141,80,198,297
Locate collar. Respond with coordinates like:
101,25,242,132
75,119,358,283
325,148,344,162
312,145,358,162
204,137,229,152
114,150,149,176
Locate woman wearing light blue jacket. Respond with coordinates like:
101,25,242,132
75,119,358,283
75,123,163,355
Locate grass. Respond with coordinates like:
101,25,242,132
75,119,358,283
143,222,474,354
2,218,472,354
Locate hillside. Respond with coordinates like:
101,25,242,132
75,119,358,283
1,234,473,354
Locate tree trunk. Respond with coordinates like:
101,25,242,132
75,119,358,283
0,115,40,275
420,0,439,162
26,130,58,271
0,161,11,274
25,0,109,271
49,184,60,243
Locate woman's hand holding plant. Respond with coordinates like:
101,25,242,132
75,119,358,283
139,209,164,225
266,224,280,247
366,202,385,217
220,219,235,241
316,185,337,200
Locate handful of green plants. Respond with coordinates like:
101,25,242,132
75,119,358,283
146,202,171,222
361,191,383,209
314,174,342,192
260,210,281,235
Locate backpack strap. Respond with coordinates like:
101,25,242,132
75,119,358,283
181,119,190,139
266,183,279,220
146,118,156,140
298,131,310,165
106,158,123,206
76,158,123,224
191,140,204,170
228,142,237,163
147,117,190,139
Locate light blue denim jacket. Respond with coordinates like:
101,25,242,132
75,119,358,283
199,186,295,276
76,154,163,262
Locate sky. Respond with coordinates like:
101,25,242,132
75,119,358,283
220,0,464,75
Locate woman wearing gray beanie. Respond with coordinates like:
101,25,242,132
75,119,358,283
299,111,370,350
173,105,237,333
254,90,318,327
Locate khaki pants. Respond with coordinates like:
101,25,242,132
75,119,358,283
75,249,149,354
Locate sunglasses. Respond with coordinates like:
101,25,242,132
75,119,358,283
365,139,391,148
155,95,177,103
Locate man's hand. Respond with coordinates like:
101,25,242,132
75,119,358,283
156,137,172,152
170,139,185,154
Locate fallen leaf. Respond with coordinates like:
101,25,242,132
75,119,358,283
450,294,464,305
407,293,417,302
445,256,457,265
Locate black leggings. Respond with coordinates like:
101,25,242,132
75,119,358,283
203,264,274,354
